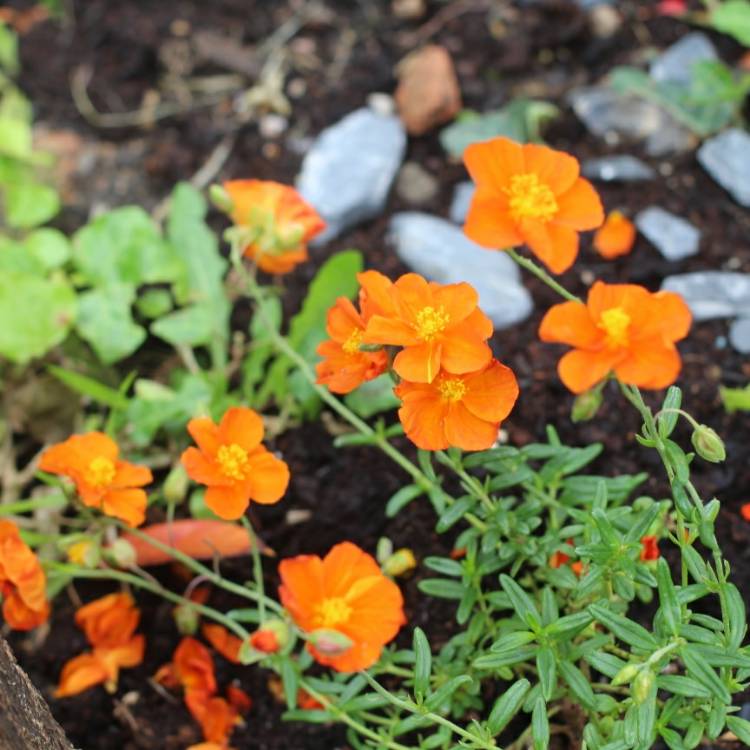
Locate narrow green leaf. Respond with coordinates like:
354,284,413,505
47,365,128,410
559,661,596,711
413,628,431,701
726,716,750,745
500,574,541,630
589,604,659,651
487,678,530,735
681,646,731,703
424,675,473,711
532,696,550,750
658,387,682,439
656,558,681,636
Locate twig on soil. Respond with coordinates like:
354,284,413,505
401,0,494,46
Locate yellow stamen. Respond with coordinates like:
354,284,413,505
216,443,249,481
438,377,467,403
313,597,352,628
598,307,631,348
415,306,450,341
342,328,364,355
85,456,116,487
506,173,558,222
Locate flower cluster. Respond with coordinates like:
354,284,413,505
317,270,519,451
56,593,145,697
279,541,406,672
39,432,152,527
156,637,251,748
221,179,325,274
181,406,290,520
0,520,49,630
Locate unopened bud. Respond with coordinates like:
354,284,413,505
173,602,200,635
632,669,654,704
571,388,603,423
308,628,354,656
382,548,417,578
209,183,234,213
66,540,101,568
163,464,189,505
105,539,137,568
691,425,726,463
612,663,641,686
250,619,290,654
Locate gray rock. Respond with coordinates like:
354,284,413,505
582,155,656,182
697,128,750,207
636,207,701,261
449,181,475,224
661,272,750,320
650,32,718,87
729,318,750,354
568,87,694,155
297,107,407,243
388,212,534,329
395,162,439,205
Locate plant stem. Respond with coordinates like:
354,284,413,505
506,249,581,303
242,516,266,622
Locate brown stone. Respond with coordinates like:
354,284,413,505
395,45,462,136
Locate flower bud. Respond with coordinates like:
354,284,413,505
691,425,726,463
632,669,654,704
66,540,101,568
163,464,189,505
308,628,354,656
250,619,290,654
209,183,234,213
105,539,137,568
173,602,200,635
382,548,417,578
612,663,641,686
571,388,603,423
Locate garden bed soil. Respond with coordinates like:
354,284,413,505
5,0,750,747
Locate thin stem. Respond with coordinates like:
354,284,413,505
507,249,581,303
242,516,266,622
361,672,496,749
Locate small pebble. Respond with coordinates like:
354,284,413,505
636,207,701,262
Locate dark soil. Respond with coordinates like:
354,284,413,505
5,0,750,748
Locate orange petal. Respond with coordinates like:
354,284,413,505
342,577,405,645
202,624,243,664
187,418,222,457
310,639,382,673
440,332,492,376
613,340,682,390
112,461,153,489
553,178,605,231
56,652,108,698
641,291,692,343
593,211,636,259
356,271,396,317
245,449,289,505
443,402,499,451
558,349,621,394
326,297,361,341
204,485,250,521
322,542,382,599
278,555,326,631
2,590,48,630
392,273,434,325
462,360,519,423
39,432,118,476
396,388,449,450
121,520,254,567
101,488,147,527
393,342,442,383
463,137,524,192
218,407,264,452
362,314,420,347
521,143,580,196
181,447,228,486
522,221,579,275
464,190,522,249
539,300,602,347
434,282,479,326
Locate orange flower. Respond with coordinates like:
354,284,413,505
394,360,518,451
202,623,243,664
549,550,570,569
593,211,636,260
39,432,152,527
181,407,290,520
56,638,145,697
223,180,325,274
155,637,217,699
0,521,49,630
463,137,604,274
316,296,388,394
297,689,325,711
741,504,750,522
279,541,406,672
360,271,494,383
75,592,140,648
640,536,660,561
539,281,692,394
250,629,280,654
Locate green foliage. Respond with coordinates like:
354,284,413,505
708,0,750,45
439,100,559,157
720,383,750,413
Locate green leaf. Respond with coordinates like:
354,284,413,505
385,484,424,517
75,284,146,363
0,21,19,74
487,678,530,735
537,646,556,701
724,582,747,650
344,373,399,418
423,556,463,577
680,646,731,703
24,228,70,270
135,288,173,319
0,271,76,363
532,696,550,750
659,387,682,439
413,627,431,701
726,716,750,745
439,100,559,156
589,604,659,652
0,116,32,160
473,646,537,670
243,296,282,403
5,181,59,228
500,574,541,630
559,661,597,711
436,496,476,532
0,235,43,275
710,0,750,45
151,304,216,346
656,674,711,699
280,658,298,709
73,206,183,287
664,440,690,484
656,558,681,636
720,384,750,413
418,578,464,600
47,365,128,410
424,675,472,712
